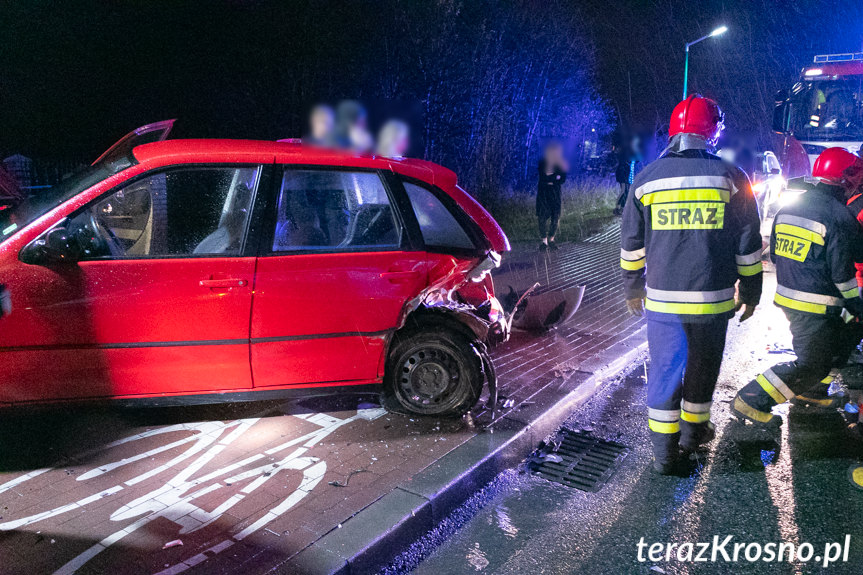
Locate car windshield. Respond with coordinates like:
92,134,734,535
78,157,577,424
789,77,863,142
0,163,117,244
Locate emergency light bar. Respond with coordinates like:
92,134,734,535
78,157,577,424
813,53,863,63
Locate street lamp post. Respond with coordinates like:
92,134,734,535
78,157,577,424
683,25,728,100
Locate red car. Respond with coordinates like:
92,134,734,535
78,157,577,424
0,121,510,416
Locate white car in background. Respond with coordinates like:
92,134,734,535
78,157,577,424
751,151,787,220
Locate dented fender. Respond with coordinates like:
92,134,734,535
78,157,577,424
395,250,509,345
383,250,508,413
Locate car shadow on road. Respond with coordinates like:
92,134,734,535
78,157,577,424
0,390,391,472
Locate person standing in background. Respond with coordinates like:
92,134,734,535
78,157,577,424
537,141,568,250
613,134,640,216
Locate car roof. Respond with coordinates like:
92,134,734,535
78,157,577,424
130,138,508,252
131,139,458,188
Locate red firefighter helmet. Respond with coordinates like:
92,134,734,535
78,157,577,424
812,147,863,191
669,94,725,144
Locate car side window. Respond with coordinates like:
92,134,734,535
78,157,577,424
403,182,475,250
70,166,260,259
272,170,401,251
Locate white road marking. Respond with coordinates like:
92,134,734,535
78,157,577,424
0,401,385,574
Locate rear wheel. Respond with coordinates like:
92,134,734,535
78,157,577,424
383,326,483,416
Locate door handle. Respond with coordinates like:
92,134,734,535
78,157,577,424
380,270,421,283
199,278,248,288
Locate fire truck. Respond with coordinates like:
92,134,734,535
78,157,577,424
773,52,863,178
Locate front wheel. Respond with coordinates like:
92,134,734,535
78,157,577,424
383,327,483,416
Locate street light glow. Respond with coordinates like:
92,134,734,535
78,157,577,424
683,25,729,98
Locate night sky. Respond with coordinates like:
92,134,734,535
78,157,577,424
2,1,862,162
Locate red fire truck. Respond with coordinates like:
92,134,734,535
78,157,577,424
773,52,863,178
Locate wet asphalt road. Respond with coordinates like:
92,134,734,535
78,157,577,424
391,272,863,575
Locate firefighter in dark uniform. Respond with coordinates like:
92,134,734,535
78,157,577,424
733,147,863,426
836,154,863,372
622,95,763,474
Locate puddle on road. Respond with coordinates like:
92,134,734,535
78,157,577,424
491,505,519,538
466,542,490,570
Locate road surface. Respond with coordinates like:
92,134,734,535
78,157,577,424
396,270,863,575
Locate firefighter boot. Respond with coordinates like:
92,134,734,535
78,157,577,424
650,431,680,475
732,375,785,427
733,396,781,427
792,375,846,409
731,388,782,428
679,420,715,453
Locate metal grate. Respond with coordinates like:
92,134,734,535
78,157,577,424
528,430,629,492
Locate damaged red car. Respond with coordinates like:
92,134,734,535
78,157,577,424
0,121,510,416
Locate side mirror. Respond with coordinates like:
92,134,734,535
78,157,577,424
772,90,792,134
772,101,791,134
20,226,82,266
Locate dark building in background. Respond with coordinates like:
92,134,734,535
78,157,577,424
3,154,86,191
2,155,32,189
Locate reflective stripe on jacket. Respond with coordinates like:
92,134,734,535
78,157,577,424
620,146,763,322
771,184,862,315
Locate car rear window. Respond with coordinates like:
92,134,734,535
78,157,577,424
403,182,475,250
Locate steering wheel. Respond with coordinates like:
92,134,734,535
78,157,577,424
73,212,123,258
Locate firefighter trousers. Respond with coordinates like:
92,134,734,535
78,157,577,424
836,318,863,367
647,317,728,462
735,309,844,420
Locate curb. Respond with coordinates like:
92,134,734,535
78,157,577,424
278,326,647,575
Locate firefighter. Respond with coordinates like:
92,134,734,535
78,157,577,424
838,152,863,369
733,147,863,426
621,94,763,474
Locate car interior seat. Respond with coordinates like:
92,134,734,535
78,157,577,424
194,184,251,255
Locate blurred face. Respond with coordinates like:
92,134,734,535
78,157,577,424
392,132,410,156
349,124,373,153
843,160,863,196
310,108,334,140
544,143,562,164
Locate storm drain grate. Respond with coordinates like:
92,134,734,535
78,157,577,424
528,430,629,492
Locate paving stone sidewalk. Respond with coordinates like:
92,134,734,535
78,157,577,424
0,222,644,575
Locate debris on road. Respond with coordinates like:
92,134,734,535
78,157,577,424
504,284,586,332
553,361,579,379
328,469,368,487
162,540,183,550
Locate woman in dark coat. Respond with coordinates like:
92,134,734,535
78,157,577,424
537,141,568,250
613,135,640,216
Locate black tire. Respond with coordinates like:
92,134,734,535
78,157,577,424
383,326,483,416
